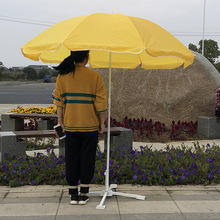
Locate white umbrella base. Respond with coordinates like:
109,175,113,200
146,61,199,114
89,184,145,209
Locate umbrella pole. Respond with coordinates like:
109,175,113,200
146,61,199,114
105,51,112,192
94,52,112,210
93,52,146,210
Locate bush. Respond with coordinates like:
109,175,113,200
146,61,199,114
0,149,66,187
51,77,57,83
0,71,25,80
38,70,46,79
23,67,38,80
0,142,219,187
94,142,220,186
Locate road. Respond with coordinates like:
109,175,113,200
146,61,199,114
0,82,55,104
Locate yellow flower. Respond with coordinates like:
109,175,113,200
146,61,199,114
8,105,57,115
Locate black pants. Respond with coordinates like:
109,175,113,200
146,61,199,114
65,131,98,186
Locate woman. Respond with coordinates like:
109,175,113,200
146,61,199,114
53,50,107,205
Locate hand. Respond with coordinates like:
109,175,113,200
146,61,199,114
61,124,65,132
99,124,105,134
54,124,65,137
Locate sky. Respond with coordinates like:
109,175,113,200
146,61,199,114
1,0,220,68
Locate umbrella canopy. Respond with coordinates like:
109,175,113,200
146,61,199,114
21,13,194,69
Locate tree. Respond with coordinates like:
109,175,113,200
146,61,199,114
188,39,220,64
38,69,47,79
214,62,220,73
0,61,4,78
188,43,198,52
23,67,38,80
50,69,58,77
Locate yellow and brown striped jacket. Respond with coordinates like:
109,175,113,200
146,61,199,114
53,67,107,132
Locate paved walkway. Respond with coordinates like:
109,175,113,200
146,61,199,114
26,138,220,158
0,185,220,220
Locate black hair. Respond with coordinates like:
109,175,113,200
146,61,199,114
53,50,89,75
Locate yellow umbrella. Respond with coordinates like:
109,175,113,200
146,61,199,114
21,13,194,209
21,13,194,69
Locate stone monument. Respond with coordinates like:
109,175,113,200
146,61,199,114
94,52,220,125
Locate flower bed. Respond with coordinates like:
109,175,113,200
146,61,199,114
7,105,57,130
108,117,203,142
4,106,203,142
0,142,219,187
8,105,57,115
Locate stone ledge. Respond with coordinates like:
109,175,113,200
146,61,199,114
198,116,220,139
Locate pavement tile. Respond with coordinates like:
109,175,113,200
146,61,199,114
183,213,220,220
120,213,185,220
118,189,169,196
117,185,166,191
6,191,62,198
0,191,8,204
215,185,220,190
115,190,171,202
34,186,102,192
175,200,220,213
168,189,220,201
165,185,218,191
0,216,54,220
0,192,9,198
63,191,106,201
0,187,10,191
35,185,67,190
7,186,37,192
118,200,180,214
2,197,60,204
168,189,219,194
58,196,119,215
89,184,108,191
61,193,117,205
0,203,59,217
56,215,121,220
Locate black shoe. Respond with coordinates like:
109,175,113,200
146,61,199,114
78,195,89,205
69,194,78,205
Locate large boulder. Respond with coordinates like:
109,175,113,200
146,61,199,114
94,52,220,125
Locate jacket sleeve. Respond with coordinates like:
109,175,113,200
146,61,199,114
94,74,107,113
53,75,64,107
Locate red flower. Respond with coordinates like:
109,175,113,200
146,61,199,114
175,125,180,130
